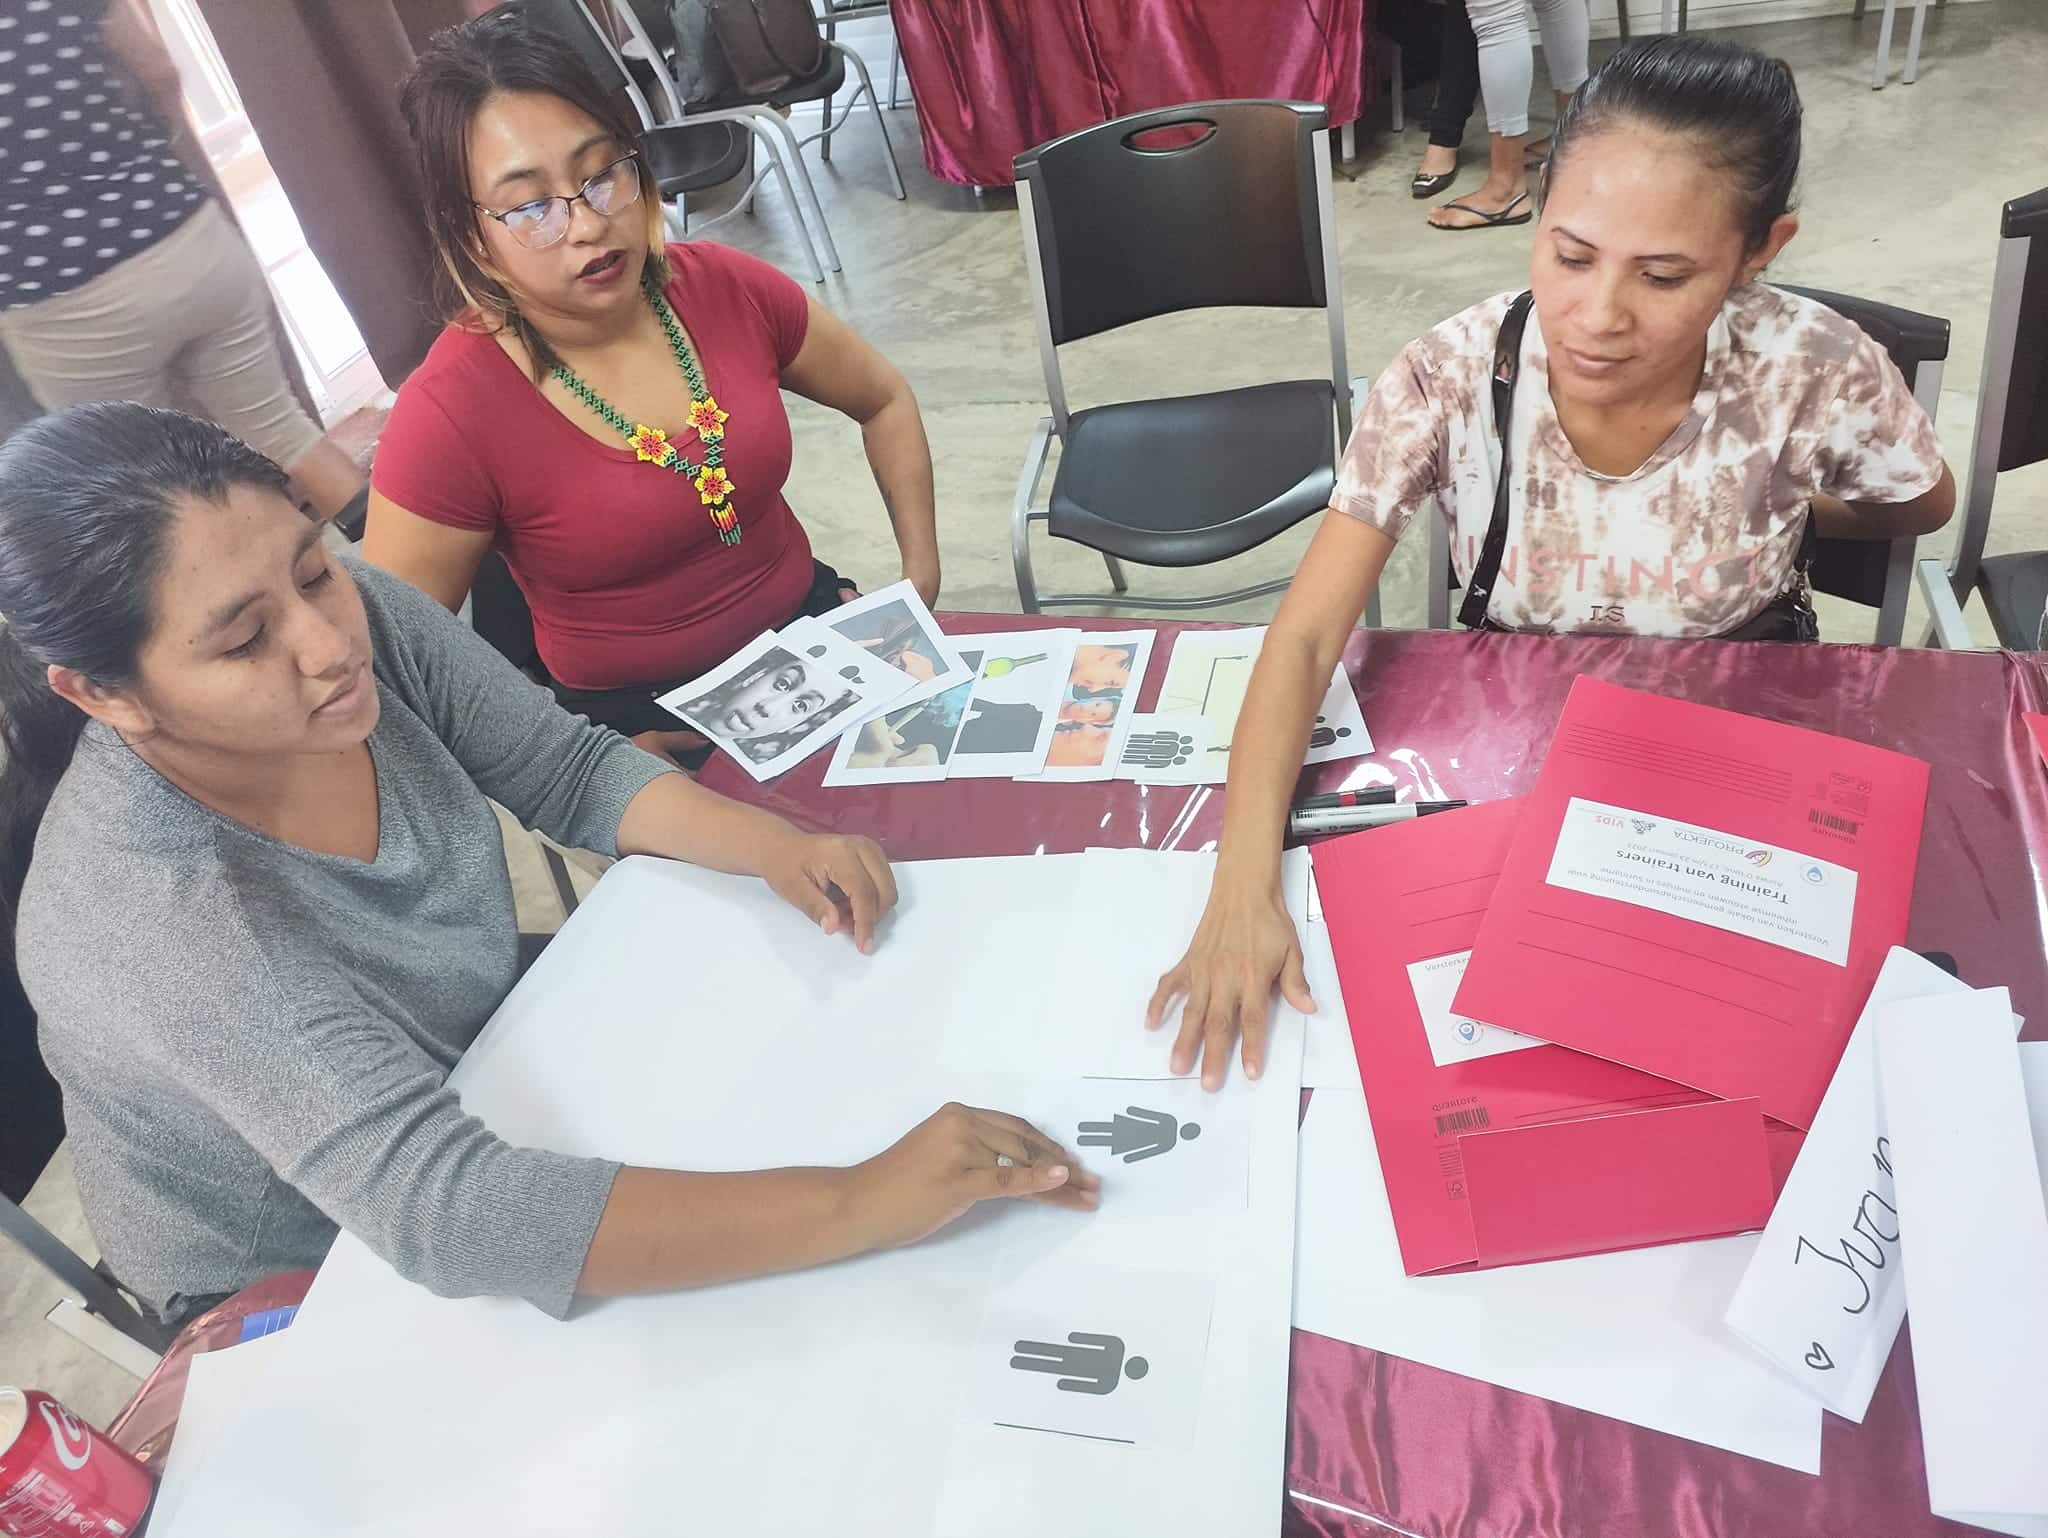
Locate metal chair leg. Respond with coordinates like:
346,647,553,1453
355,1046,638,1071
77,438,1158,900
1873,0,1898,87
1387,41,1403,133
1903,0,1929,83
743,108,841,273
888,39,905,110
1013,419,1053,615
1103,553,1130,594
836,40,907,199
1917,556,1975,648
0,1197,173,1355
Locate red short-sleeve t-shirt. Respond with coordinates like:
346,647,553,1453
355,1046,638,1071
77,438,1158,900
372,241,815,690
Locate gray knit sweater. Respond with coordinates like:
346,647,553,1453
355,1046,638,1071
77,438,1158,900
17,560,676,1322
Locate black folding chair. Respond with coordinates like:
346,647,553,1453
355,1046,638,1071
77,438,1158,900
1009,101,1375,622
598,0,907,283
1,959,175,1354
1424,283,1950,644
1779,285,1949,645
521,0,763,264
1920,187,2048,649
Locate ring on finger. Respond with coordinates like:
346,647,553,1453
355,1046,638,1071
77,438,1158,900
994,1153,1016,1168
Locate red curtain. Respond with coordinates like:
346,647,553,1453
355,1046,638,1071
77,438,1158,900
889,0,1372,187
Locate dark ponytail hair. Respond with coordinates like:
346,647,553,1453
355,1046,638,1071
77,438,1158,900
0,403,292,940
1545,34,1802,254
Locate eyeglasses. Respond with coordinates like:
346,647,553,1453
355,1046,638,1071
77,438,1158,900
475,153,643,251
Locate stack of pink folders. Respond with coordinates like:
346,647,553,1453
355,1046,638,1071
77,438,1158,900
1312,678,1929,1276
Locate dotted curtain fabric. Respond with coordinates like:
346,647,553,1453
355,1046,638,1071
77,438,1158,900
0,0,206,310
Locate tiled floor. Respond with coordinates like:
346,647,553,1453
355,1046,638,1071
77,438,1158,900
7,0,2045,1425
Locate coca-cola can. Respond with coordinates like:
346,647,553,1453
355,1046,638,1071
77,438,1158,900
0,1389,154,1537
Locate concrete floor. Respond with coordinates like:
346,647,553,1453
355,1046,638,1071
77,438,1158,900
7,0,2045,1426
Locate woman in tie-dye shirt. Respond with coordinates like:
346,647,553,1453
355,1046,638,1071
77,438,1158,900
1149,34,1957,1091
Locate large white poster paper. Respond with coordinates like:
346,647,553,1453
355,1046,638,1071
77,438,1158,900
1877,1003,2048,1537
155,855,1305,1538
1292,1089,1823,1474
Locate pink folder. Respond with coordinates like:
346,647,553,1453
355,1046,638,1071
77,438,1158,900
1453,679,1928,1131
2025,712,2048,768
1312,798,1782,1277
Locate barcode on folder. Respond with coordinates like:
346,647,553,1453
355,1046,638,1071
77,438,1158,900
1808,808,1861,836
1434,1107,1491,1135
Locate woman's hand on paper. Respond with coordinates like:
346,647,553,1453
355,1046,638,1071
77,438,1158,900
1148,872,1315,1091
850,1102,1101,1248
764,831,898,953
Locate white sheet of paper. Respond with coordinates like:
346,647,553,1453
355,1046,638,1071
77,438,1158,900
1292,1088,1823,1474
823,641,993,787
2024,1044,2048,1197
1153,628,1264,782
1404,950,1545,1066
1006,1076,1250,1217
947,633,1078,780
965,1264,1215,1450
145,1333,292,1535
1154,628,1372,782
658,622,912,782
1299,869,1362,1089
820,581,974,721
157,854,1305,1538
1111,713,1209,784
1545,796,1858,964
1876,1000,2048,1537
1054,847,1310,1087
1723,948,2004,1421
1029,630,1157,783
1304,667,1373,766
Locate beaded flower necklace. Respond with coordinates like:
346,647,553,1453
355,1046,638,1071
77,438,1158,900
550,272,739,546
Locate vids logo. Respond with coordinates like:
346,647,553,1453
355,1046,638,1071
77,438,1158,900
1744,849,1773,867
1804,864,1827,886
1630,818,1658,836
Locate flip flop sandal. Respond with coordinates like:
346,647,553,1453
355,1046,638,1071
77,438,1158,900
1430,190,1533,231
1411,166,1457,199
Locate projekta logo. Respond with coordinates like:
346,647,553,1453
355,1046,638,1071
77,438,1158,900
1744,849,1772,867
1672,827,1749,856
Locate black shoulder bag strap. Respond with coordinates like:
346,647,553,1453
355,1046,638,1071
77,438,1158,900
1457,290,1536,630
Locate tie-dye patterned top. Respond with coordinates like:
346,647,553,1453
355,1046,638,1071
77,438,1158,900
1330,284,1945,637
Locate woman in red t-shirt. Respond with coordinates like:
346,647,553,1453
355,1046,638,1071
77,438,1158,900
364,11,938,763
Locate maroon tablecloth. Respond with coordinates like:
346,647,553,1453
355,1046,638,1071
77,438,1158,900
704,619,2048,1538
888,0,1372,187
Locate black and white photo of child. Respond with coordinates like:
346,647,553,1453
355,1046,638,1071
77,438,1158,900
673,645,866,765
660,620,914,782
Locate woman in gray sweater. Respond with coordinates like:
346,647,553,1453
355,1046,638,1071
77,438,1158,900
0,403,1097,1329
